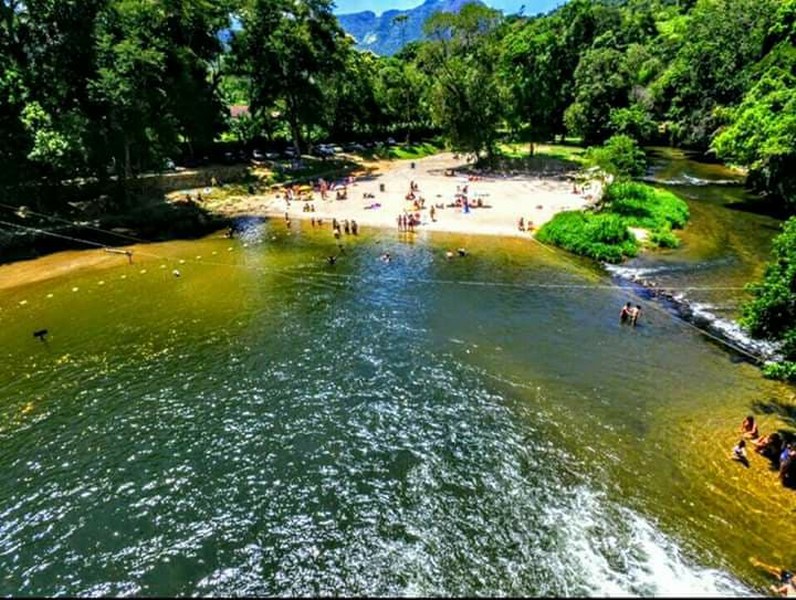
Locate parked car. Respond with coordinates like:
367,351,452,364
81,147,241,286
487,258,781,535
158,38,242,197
313,145,334,158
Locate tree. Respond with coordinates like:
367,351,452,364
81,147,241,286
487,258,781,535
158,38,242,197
421,2,505,161
585,134,647,179
712,0,796,206
651,0,779,149
741,217,796,380
565,42,630,144
232,0,349,156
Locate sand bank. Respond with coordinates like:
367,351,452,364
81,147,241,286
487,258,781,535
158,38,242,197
202,152,600,238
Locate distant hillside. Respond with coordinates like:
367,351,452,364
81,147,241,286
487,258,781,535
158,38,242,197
338,0,486,56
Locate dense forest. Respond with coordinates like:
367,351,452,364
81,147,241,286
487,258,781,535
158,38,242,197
1,0,795,376
1,0,793,207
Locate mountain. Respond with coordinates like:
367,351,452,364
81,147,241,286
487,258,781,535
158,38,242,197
337,0,486,56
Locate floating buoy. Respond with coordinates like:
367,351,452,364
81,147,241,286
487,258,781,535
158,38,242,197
159,264,166,269
19,300,28,306
46,293,53,299
98,281,105,286
212,251,218,255
179,259,186,264
72,287,79,292
195,255,202,260
139,269,147,274
227,247,233,252
120,275,127,279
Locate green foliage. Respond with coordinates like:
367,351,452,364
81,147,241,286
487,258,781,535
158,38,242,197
712,45,796,206
602,181,690,230
741,218,796,368
231,0,349,154
536,211,639,263
421,3,504,159
762,361,796,382
537,181,689,261
585,135,648,178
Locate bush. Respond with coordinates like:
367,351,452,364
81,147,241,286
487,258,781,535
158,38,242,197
603,182,690,230
536,211,639,263
585,134,648,178
649,229,681,248
762,361,796,382
537,182,689,262
741,217,796,380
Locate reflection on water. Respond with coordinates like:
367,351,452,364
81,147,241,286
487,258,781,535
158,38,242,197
0,161,792,595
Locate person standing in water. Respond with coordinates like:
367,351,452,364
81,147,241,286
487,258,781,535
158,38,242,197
619,302,632,324
629,304,642,326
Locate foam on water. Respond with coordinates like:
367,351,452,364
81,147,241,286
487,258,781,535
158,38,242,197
544,487,749,597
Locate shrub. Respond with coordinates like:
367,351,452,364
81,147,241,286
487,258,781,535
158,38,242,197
740,217,796,380
602,182,690,230
536,211,638,263
537,182,688,261
585,134,648,178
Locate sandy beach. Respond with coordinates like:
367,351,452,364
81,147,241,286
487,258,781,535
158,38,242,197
203,152,600,238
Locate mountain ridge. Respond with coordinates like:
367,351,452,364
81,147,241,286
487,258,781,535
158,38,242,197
337,0,485,56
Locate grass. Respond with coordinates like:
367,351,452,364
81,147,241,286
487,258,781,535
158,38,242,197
498,142,588,165
358,139,445,161
536,181,690,263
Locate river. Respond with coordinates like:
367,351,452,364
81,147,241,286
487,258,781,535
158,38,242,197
0,151,793,596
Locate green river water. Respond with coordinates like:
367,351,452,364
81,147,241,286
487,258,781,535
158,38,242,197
0,151,794,596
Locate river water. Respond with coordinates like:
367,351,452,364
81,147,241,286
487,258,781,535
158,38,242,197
0,152,794,596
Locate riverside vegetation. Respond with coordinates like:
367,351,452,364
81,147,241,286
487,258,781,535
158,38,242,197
0,0,794,375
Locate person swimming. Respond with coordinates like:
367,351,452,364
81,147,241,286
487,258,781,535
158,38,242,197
751,558,796,597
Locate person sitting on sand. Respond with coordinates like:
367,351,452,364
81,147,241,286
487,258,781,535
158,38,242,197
741,415,760,439
730,439,749,466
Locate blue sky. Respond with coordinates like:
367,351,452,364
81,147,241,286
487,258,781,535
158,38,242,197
333,0,565,16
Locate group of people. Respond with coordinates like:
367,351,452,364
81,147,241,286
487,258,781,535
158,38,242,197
517,217,535,232
619,301,642,326
731,415,796,486
397,213,421,232
330,217,358,238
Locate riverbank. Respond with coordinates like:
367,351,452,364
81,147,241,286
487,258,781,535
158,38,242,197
172,152,598,238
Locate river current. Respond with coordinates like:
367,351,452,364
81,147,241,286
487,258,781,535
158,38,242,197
0,152,793,596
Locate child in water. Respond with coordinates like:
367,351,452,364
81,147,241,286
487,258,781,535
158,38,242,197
740,415,759,439
730,439,749,466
